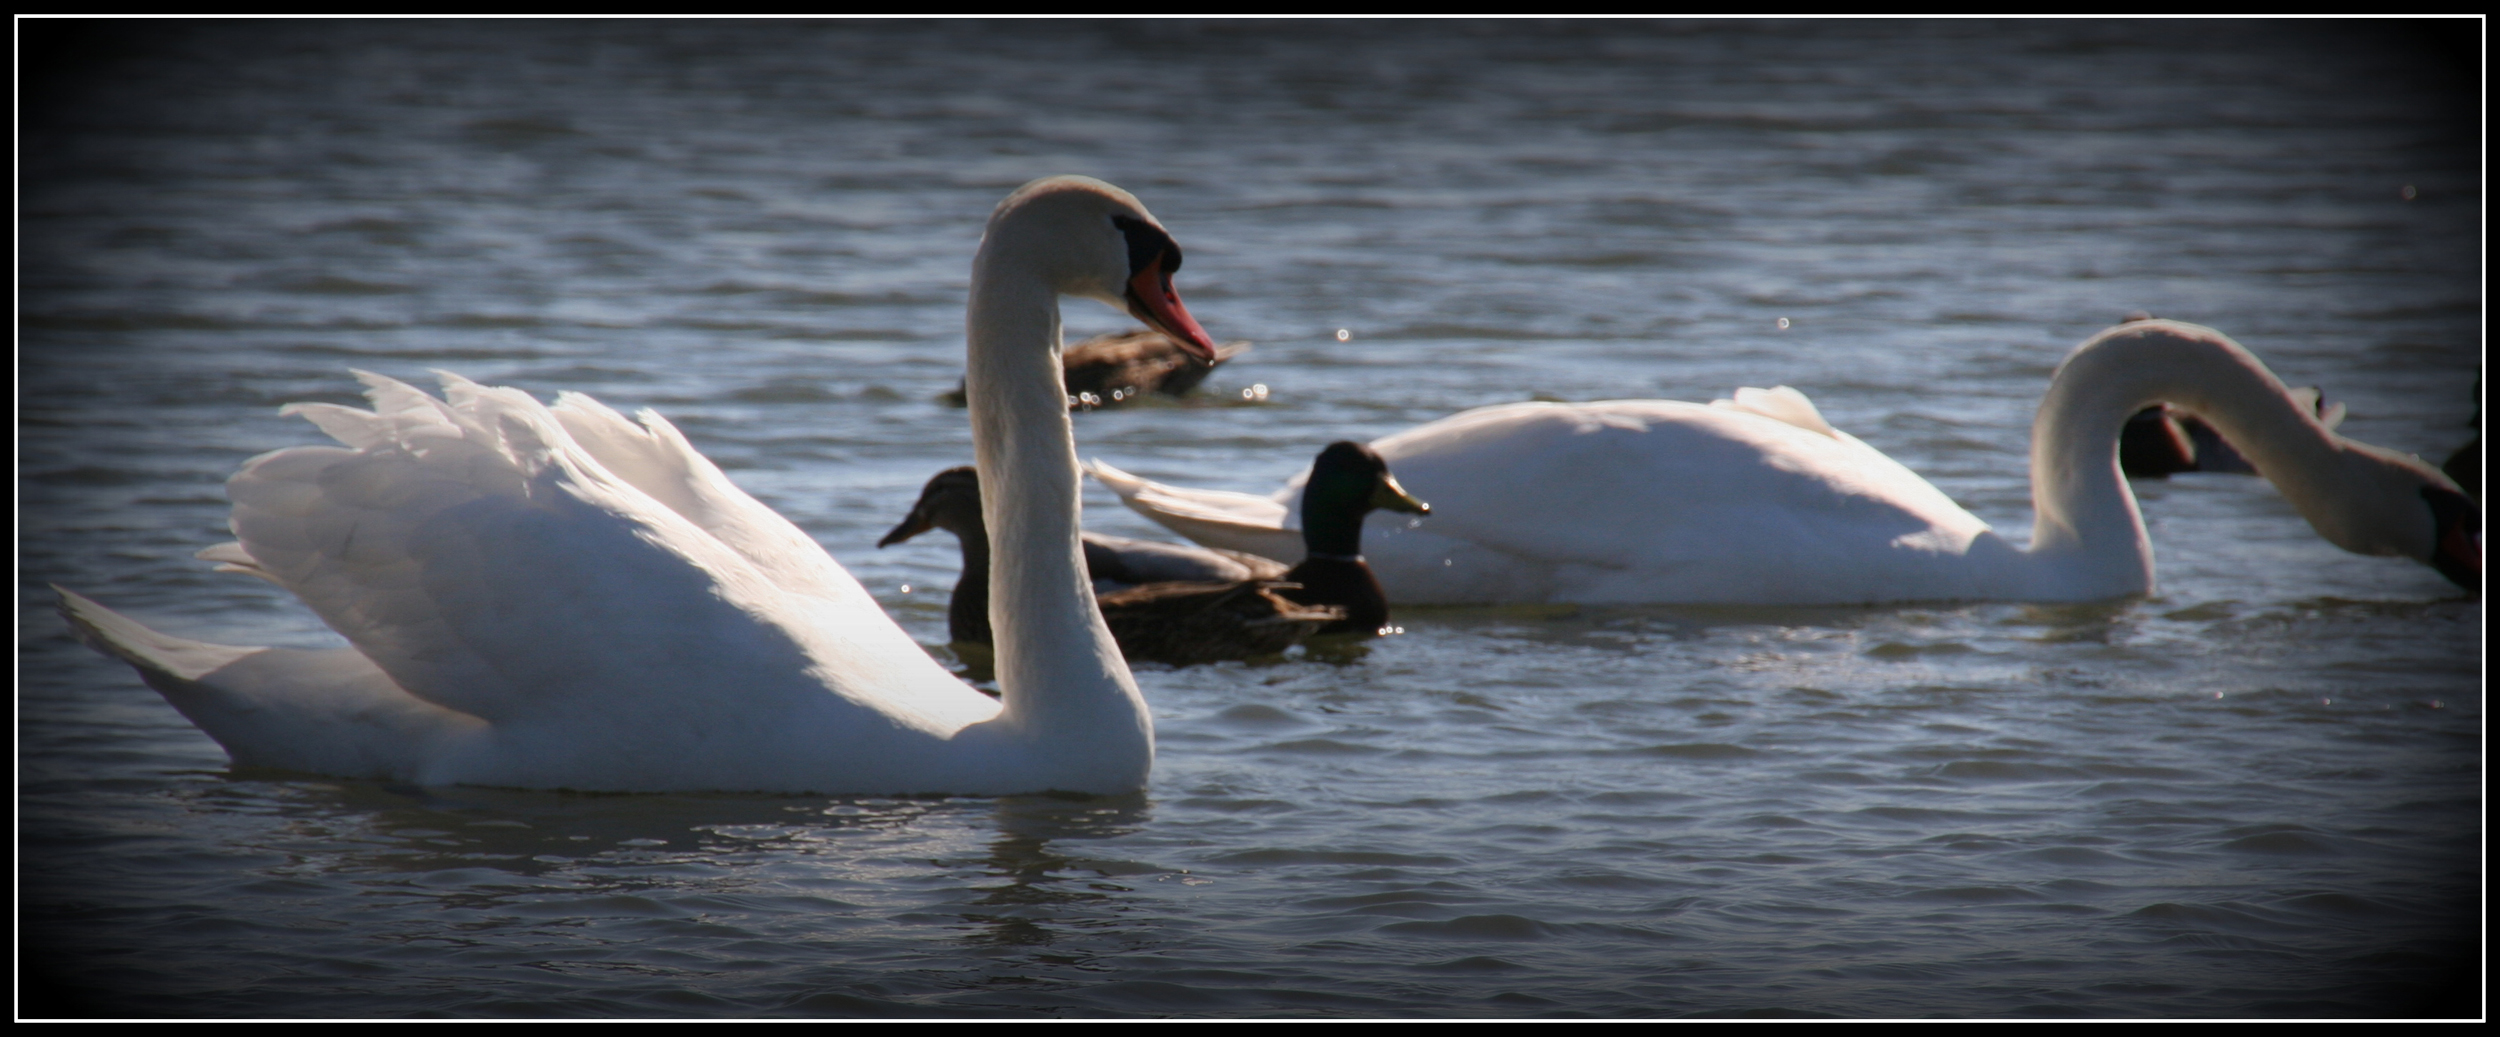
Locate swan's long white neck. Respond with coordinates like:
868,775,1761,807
964,228,1152,774
2021,320,2396,599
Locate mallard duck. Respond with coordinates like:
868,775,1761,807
1092,321,2476,604
879,466,1338,666
57,175,1224,795
940,328,1250,408
1264,441,1433,637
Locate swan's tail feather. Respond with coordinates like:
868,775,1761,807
1084,459,1308,563
56,585,483,780
1084,458,1150,500
57,585,259,683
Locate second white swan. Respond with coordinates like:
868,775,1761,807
1092,320,2478,605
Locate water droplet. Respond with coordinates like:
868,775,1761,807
1443,558,1453,567
1335,328,1351,341
2401,184,2418,201
900,584,912,594
1776,317,1791,330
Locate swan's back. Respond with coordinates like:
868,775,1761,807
1354,400,1999,603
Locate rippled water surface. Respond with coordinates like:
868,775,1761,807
19,19,2483,1019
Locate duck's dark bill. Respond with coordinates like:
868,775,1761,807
877,510,934,548
1373,474,1431,516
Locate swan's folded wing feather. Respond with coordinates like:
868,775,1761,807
542,390,878,609
1709,385,1840,439
197,541,285,585
1085,459,1308,562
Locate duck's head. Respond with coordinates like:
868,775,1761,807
879,466,987,547
1307,441,1430,521
982,176,1219,364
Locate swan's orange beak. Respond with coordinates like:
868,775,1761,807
1125,261,1220,364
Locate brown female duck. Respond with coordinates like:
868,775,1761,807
942,327,1250,409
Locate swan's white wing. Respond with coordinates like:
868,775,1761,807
227,372,996,736
1085,459,1308,563
538,385,866,604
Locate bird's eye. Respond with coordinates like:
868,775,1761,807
1111,215,1181,280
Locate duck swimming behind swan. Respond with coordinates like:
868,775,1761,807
59,175,1221,796
1095,321,2478,605
885,441,1429,662
878,465,1341,666
940,327,1250,409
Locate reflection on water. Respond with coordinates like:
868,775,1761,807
960,797,1157,949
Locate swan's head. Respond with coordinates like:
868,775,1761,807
983,176,1220,363
878,466,985,547
2421,484,2479,591
2328,441,2480,592
2068,319,2478,593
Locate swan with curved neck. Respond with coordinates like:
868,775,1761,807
1095,321,2477,605
58,175,1218,795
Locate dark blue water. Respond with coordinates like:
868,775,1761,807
19,19,2482,1019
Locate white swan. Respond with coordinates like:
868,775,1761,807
1091,320,2479,605
58,175,1221,796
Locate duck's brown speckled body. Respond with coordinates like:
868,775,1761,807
1095,580,1339,667
880,467,1339,666
943,328,1249,409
